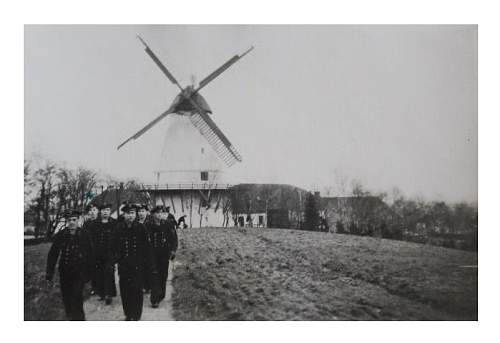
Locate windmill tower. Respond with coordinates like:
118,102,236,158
156,115,224,184
117,36,253,227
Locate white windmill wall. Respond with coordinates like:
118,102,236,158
155,114,227,184
148,113,234,228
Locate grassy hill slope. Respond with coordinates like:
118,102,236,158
171,228,477,320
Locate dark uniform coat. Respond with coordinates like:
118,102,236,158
82,219,98,292
89,218,117,298
137,218,152,293
82,218,97,234
111,221,154,320
46,228,93,320
146,220,178,305
167,213,178,229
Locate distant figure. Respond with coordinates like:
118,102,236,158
246,215,253,228
177,215,187,229
46,210,93,320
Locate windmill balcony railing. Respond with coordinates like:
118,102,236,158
140,183,233,191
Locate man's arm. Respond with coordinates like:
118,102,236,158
82,230,95,282
109,222,121,266
105,220,116,264
167,222,178,260
169,214,178,229
46,234,62,281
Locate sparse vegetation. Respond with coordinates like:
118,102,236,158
324,183,478,251
24,155,150,239
24,243,67,320
171,228,477,320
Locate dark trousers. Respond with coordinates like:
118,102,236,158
143,261,151,292
60,272,85,321
95,256,117,298
151,252,170,304
119,271,144,320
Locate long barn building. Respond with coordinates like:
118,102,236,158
92,180,309,229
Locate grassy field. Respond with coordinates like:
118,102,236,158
25,228,477,320
171,228,477,320
25,243,68,320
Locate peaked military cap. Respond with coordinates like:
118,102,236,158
150,205,164,213
137,204,149,211
121,202,137,213
99,202,112,210
85,204,98,212
64,209,81,218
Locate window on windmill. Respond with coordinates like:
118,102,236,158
201,171,209,181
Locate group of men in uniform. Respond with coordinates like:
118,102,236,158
45,202,178,321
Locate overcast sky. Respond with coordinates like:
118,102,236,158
25,25,477,203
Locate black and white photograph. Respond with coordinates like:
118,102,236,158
23,24,478,322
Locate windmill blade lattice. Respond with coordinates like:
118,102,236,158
117,36,251,167
189,111,242,167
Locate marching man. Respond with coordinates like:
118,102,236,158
46,210,93,320
146,205,178,308
89,203,117,304
111,203,155,320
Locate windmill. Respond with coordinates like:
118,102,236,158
117,35,253,168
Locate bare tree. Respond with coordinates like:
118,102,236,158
221,197,232,227
28,163,100,238
57,166,98,211
24,159,36,211
32,161,58,238
333,169,349,196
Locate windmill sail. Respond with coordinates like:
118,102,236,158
117,107,175,150
117,36,249,166
137,35,183,91
196,46,254,92
188,110,242,167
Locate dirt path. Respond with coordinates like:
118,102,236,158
84,263,177,321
